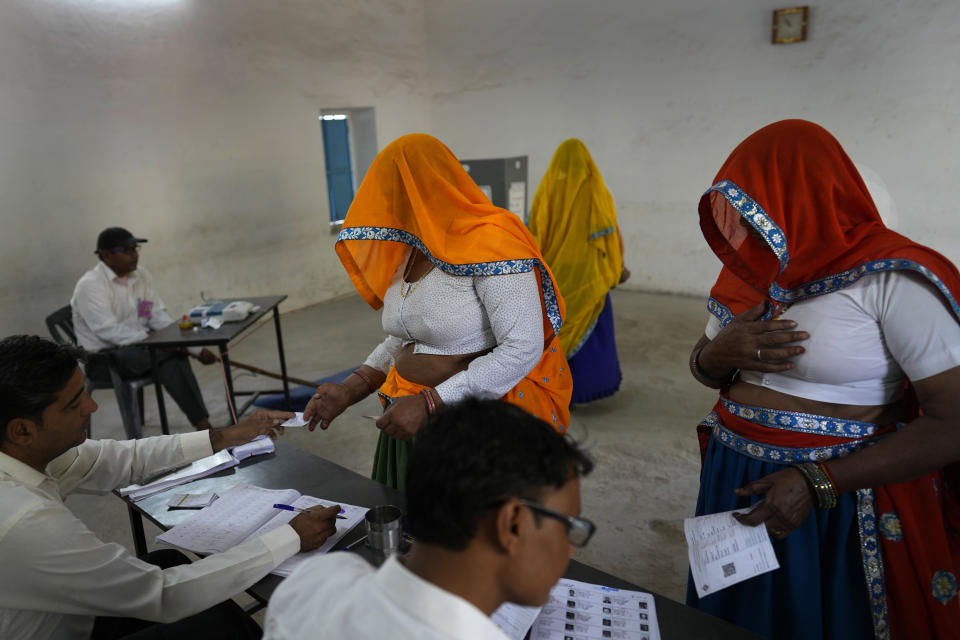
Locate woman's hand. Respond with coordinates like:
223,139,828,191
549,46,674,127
731,467,815,539
303,382,353,431
208,410,292,451
375,394,431,441
619,266,631,284
698,303,809,378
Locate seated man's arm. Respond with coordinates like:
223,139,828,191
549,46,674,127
0,499,299,624
48,432,213,495
73,279,149,347
49,413,292,495
139,270,174,332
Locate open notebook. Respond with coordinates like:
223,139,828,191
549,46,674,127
156,483,368,576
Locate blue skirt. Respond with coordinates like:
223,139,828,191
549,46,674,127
687,432,874,639
567,293,622,404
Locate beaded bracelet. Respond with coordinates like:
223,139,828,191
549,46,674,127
420,388,436,415
351,369,376,395
795,462,838,509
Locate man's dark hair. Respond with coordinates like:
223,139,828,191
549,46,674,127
405,398,593,550
0,335,86,442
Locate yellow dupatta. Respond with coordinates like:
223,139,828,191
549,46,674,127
529,139,623,356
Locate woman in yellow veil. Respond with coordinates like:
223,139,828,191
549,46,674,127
529,139,629,404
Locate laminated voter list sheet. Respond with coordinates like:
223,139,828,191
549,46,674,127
684,507,780,597
492,578,660,640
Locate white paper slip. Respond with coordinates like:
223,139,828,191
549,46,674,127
168,493,219,508
119,449,238,501
230,435,275,460
491,602,542,640
281,412,309,427
684,507,780,598
526,578,660,640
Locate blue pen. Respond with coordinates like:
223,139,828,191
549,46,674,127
273,503,347,519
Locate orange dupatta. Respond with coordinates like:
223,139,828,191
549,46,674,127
335,133,572,430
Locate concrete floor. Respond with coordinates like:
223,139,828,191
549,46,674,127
67,288,718,604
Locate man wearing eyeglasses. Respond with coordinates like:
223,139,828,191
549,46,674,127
70,227,216,430
263,399,596,639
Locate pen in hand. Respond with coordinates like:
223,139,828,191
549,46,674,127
273,503,347,519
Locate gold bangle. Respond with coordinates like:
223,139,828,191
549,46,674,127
796,462,838,509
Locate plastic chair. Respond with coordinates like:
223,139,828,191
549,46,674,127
45,305,153,439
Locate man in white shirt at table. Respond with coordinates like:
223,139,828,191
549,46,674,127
0,335,342,640
71,226,216,430
264,399,596,640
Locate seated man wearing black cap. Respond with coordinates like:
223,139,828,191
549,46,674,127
71,227,216,430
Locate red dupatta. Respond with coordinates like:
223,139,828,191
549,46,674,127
700,119,960,326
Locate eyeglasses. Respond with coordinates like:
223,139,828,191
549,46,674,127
519,498,596,548
106,245,139,255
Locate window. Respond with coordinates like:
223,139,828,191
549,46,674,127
319,107,377,228
320,114,354,223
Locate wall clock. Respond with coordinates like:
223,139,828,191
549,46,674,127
772,6,809,44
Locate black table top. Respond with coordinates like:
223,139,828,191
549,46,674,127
136,294,287,348
123,441,758,639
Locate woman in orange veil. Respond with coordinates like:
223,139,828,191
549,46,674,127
303,134,572,489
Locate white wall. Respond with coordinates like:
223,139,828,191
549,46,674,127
424,0,960,297
4,0,959,338
0,0,429,336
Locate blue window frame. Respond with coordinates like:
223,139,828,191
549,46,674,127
321,115,355,222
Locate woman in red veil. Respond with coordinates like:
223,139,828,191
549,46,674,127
687,120,960,639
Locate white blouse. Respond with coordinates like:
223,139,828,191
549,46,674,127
705,270,960,405
363,265,545,404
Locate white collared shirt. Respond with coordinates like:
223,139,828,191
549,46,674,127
0,433,301,640
71,261,175,352
264,553,510,640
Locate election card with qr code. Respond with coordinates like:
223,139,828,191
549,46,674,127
684,506,780,597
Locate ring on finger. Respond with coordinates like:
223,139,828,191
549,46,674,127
756,348,763,362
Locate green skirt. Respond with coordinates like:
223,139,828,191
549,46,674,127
371,432,412,491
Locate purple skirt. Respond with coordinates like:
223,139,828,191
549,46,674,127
567,293,622,404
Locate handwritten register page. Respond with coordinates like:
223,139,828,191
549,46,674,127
684,507,779,597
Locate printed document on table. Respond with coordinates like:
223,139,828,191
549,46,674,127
685,507,779,597
491,602,542,640
118,449,238,501
492,578,660,640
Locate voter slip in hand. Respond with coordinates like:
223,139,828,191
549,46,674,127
684,506,780,597
280,412,310,427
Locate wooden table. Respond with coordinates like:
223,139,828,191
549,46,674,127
137,295,291,432
118,442,759,639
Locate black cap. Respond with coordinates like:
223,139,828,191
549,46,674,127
95,227,148,253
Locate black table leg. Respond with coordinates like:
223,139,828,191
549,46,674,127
150,348,169,435
220,345,237,424
126,504,148,557
272,308,291,409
